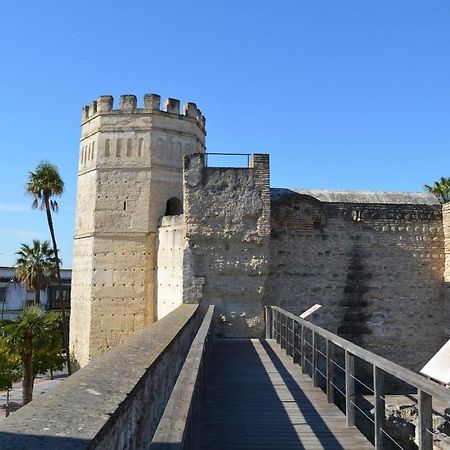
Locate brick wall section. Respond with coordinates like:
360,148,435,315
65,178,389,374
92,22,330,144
443,203,450,282
265,190,450,370
183,153,270,337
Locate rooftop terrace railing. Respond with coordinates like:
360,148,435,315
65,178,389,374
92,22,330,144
204,152,251,168
266,306,450,450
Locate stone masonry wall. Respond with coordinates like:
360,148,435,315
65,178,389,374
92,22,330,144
443,203,450,282
156,215,185,319
265,190,450,370
70,94,206,368
183,154,270,337
1,305,202,450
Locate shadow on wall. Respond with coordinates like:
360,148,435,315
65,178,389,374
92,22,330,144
165,197,183,216
0,433,89,450
337,244,372,347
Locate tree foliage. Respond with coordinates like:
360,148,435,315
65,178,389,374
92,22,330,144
424,177,450,204
26,161,71,374
0,306,63,404
0,349,21,392
15,240,57,305
26,161,64,212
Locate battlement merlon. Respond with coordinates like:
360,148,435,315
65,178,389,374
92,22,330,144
81,94,206,131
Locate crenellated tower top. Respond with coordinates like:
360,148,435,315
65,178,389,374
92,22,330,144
81,93,206,131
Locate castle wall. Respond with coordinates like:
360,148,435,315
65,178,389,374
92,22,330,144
443,203,450,282
70,94,206,367
156,215,185,319
265,190,450,370
183,154,270,337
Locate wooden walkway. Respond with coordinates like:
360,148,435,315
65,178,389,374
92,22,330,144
198,339,373,450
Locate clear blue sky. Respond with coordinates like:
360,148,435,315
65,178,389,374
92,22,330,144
1,0,449,267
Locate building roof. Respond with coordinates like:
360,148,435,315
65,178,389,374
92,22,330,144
271,188,440,205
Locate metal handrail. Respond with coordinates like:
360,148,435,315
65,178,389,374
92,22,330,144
204,152,251,168
266,305,449,450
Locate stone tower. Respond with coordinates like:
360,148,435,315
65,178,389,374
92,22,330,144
69,94,206,368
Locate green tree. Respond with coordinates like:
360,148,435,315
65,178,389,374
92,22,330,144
26,161,71,374
0,350,21,392
32,314,65,380
424,177,450,204
0,306,62,404
15,240,57,306
0,351,21,416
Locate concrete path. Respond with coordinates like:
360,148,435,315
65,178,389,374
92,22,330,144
198,339,373,450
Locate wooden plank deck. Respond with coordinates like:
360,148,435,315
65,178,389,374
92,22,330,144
198,339,373,450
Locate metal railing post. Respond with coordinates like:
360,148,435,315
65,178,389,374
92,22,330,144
293,321,299,363
288,318,294,357
374,366,385,449
326,339,334,404
281,314,288,351
276,310,281,344
312,331,318,387
271,307,276,340
300,324,306,374
418,389,432,450
265,306,272,339
345,351,355,426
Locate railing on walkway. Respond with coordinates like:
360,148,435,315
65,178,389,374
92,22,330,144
151,305,215,450
266,306,450,450
204,152,251,168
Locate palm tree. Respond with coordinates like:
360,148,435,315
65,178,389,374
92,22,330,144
0,306,62,404
424,177,450,204
26,161,71,374
15,240,57,306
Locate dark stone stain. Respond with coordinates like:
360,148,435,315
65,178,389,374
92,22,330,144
337,245,372,346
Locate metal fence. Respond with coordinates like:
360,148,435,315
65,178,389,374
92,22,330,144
266,305,450,450
204,152,251,168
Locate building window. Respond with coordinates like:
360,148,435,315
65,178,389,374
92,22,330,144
0,287,6,302
48,284,71,310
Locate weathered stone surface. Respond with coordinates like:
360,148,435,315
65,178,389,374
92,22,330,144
156,215,184,319
183,154,270,337
443,204,450,282
0,305,201,450
265,189,450,370
70,94,206,368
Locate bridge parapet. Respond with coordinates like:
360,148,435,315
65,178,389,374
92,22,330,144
0,304,204,450
151,305,215,449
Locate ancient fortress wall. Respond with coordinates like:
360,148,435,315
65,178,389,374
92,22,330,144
265,189,450,370
183,154,270,337
70,92,450,373
156,215,185,319
70,94,206,368
444,203,450,282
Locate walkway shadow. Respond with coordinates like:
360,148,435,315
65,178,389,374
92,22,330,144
199,339,347,450
261,339,346,449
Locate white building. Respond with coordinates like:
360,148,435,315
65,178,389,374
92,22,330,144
0,267,71,320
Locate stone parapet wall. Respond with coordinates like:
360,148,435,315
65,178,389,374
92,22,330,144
1,305,202,450
265,189,448,370
183,153,270,337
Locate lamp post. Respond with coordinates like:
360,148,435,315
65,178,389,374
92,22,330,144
1,276,15,319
